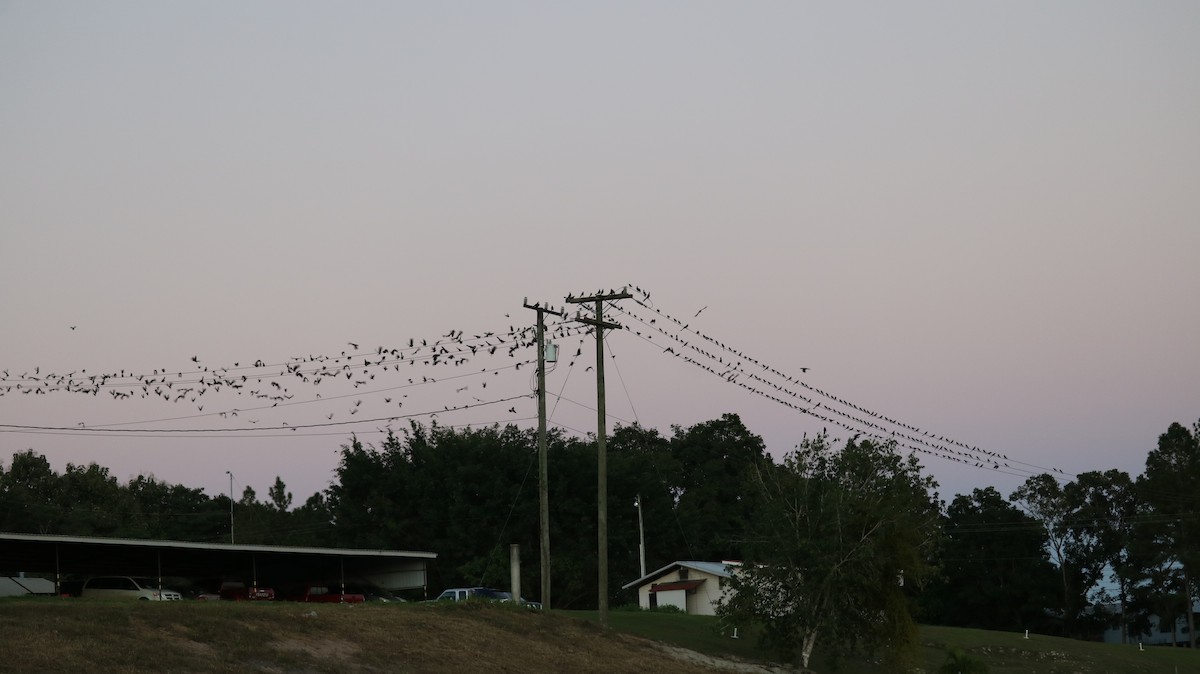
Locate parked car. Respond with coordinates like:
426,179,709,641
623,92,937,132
432,586,539,608
82,576,183,601
433,586,511,603
343,583,405,603
282,584,365,604
191,579,274,601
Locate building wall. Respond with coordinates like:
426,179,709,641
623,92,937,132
635,567,729,616
657,588,687,611
1097,601,1200,646
0,576,56,597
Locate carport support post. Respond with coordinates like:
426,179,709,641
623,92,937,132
340,558,346,604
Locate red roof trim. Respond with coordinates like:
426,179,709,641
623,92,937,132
650,579,705,593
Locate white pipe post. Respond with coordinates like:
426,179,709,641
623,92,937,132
510,544,521,606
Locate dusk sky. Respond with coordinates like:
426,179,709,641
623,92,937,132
2,2,1197,510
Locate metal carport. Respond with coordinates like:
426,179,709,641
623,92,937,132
0,532,436,597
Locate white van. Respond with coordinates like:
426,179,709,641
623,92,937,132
82,576,182,601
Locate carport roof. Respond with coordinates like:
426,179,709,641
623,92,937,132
0,532,437,560
0,531,438,588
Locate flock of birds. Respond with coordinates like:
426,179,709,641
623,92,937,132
0,319,594,433
612,286,1069,481
0,284,1065,480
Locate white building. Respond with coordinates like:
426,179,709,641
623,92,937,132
621,560,738,616
1097,601,1200,647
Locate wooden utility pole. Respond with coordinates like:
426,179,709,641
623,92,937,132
566,288,631,628
524,298,564,611
636,493,646,578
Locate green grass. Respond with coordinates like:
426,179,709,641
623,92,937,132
564,609,775,663
567,610,1200,673
3,596,1197,673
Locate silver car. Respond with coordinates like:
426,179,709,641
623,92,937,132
81,576,183,601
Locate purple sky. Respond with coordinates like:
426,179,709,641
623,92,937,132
2,1,1198,508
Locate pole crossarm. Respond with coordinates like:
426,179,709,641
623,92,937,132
573,315,623,330
523,299,567,318
565,290,632,304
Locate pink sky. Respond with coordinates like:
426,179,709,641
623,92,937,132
2,1,1197,506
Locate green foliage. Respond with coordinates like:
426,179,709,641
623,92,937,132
922,487,1057,632
267,476,292,512
610,602,683,613
937,646,989,674
668,413,766,562
1063,469,1140,638
1135,419,1200,647
717,433,940,671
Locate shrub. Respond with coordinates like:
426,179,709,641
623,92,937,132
937,646,989,674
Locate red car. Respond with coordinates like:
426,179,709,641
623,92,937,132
193,580,275,601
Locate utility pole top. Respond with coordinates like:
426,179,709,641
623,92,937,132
567,289,631,331
523,299,566,318
565,288,633,304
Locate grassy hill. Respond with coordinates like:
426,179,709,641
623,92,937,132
0,597,1196,673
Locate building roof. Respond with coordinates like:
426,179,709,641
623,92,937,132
621,560,737,591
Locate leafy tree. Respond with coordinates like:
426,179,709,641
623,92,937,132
542,429,603,608
125,474,226,542
325,423,546,599
0,450,60,533
668,413,765,562
1063,469,1140,641
267,476,292,512
1011,473,1100,636
607,424,682,599
924,487,1058,632
57,462,127,537
716,434,939,671
1137,420,1200,647
280,492,335,546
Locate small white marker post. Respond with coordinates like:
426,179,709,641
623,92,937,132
1138,642,1143,652
732,628,740,639
1024,629,1029,640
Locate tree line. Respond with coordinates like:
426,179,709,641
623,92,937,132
2,414,1197,667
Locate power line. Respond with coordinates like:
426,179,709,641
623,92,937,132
0,394,533,435
612,289,1074,482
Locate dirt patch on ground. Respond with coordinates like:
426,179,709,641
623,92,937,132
270,637,363,660
648,641,805,673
